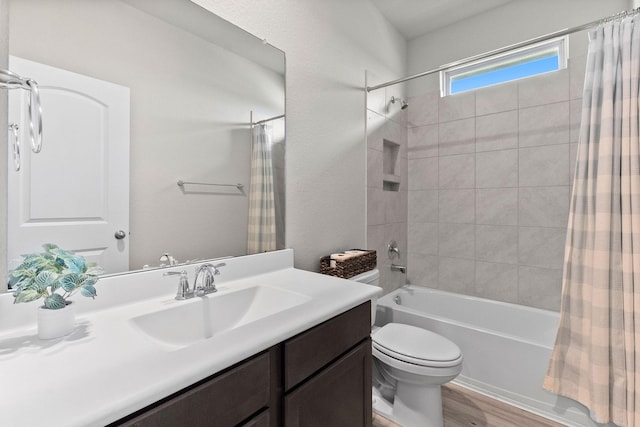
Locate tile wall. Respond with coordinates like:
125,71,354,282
367,94,409,295
402,56,586,311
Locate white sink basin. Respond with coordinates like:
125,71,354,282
130,285,311,349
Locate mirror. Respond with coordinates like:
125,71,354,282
4,0,286,280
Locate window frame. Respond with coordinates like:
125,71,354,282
440,36,568,97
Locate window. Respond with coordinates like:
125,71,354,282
440,36,568,96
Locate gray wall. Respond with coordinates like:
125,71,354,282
195,0,407,272
271,119,286,249
2,0,407,284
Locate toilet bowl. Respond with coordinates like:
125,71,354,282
351,269,463,427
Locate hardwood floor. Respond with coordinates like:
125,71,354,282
372,383,565,427
373,411,403,427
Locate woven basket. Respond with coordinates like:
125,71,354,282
320,249,377,279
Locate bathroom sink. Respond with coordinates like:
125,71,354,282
130,285,311,349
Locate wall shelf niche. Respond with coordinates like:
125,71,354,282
382,139,401,191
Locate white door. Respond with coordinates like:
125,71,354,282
7,56,130,274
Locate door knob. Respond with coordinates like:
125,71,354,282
114,230,127,240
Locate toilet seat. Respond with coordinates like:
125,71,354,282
372,323,462,368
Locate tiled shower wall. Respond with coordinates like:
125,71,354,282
404,55,586,311
367,101,408,295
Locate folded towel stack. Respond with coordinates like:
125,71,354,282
329,250,368,268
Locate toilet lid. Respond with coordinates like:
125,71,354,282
372,323,461,366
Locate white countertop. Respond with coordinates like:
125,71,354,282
0,250,379,427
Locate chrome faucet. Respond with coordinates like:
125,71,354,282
193,263,226,296
390,264,407,274
165,262,226,300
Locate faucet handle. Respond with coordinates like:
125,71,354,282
211,262,226,275
164,270,186,277
387,240,400,260
160,253,178,266
164,270,191,300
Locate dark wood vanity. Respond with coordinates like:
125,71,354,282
111,301,372,427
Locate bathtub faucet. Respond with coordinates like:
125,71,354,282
391,264,407,274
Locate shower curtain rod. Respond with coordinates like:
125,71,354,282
366,6,640,92
252,113,285,126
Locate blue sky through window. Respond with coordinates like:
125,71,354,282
450,55,559,94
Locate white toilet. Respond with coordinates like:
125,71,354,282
351,269,463,427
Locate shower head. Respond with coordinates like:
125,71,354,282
390,96,409,110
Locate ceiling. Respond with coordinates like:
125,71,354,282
371,0,514,40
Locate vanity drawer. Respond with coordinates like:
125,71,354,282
283,301,370,391
115,350,271,427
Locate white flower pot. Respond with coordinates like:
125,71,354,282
37,302,75,340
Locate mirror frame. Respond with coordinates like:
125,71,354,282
0,0,286,292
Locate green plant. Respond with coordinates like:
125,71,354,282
9,244,103,310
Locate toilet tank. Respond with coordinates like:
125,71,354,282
350,268,380,286
350,269,380,325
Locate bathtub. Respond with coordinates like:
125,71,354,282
375,286,608,427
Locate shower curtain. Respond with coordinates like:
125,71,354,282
544,15,640,427
247,123,276,254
